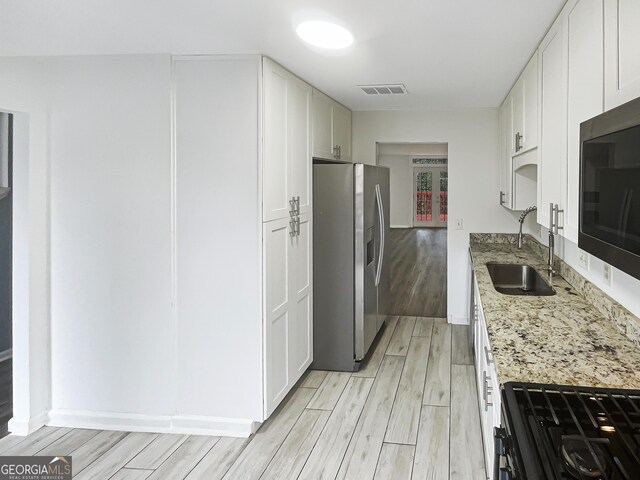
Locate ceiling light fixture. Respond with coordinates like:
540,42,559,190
296,21,353,49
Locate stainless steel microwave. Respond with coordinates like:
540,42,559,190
579,96,640,280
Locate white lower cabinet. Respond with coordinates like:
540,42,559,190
263,213,313,417
473,276,501,479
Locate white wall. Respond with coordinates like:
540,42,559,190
378,155,413,227
0,58,52,434
353,109,524,324
0,55,262,436
46,56,175,417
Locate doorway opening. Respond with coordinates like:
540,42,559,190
413,157,448,228
0,112,12,438
377,143,448,318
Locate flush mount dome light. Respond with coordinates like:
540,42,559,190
296,21,353,49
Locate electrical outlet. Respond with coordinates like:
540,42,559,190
455,218,463,230
603,263,611,286
578,251,589,271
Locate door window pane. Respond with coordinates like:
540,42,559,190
416,171,433,222
439,171,448,222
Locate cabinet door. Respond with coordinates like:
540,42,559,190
566,0,604,242
522,55,539,152
263,59,291,221
499,99,513,208
510,80,524,156
333,103,352,162
312,89,335,160
605,0,640,109
538,13,568,229
264,217,294,417
291,213,313,379
264,213,313,418
289,77,313,215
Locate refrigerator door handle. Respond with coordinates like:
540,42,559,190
375,183,385,287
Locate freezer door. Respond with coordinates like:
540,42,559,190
376,167,391,330
354,164,380,360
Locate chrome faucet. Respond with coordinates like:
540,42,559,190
517,206,537,248
548,228,556,277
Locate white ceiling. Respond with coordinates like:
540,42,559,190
0,0,566,110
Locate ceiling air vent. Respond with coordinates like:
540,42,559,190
359,84,408,95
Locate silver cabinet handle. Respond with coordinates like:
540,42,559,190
290,217,301,237
484,346,493,365
482,370,488,402
333,145,339,160
553,203,564,234
289,197,296,216
295,196,300,215
515,132,523,152
483,371,494,410
338,145,341,159
499,191,505,205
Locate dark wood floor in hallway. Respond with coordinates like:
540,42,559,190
389,228,447,318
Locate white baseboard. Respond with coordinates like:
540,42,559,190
0,349,12,362
448,315,469,325
47,409,258,438
8,411,49,436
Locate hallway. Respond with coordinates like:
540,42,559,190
389,228,447,318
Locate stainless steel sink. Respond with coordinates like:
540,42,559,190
486,263,556,296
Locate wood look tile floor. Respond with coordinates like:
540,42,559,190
0,318,486,480
389,228,447,318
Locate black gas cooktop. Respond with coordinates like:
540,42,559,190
498,382,640,480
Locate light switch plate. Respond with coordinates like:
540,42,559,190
455,218,463,230
603,263,611,286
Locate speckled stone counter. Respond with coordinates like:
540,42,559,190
469,235,640,389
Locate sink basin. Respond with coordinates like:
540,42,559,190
486,263,556,296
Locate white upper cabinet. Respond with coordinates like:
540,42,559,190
500,54,538,210
605,0,640,110
332,102,352,162
312,90,335,160
288,76,313,216
566,0,604,242
522,56,539,153
263,58,312,222
312,89,352,162
537,11,568,229
499,100,513,208
510,55,539,157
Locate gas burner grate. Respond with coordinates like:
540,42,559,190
504,383,640,480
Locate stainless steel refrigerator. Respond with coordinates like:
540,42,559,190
312,163,390,371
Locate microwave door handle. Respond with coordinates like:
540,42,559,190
375,184,384,287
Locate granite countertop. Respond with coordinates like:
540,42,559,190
469,239,640,389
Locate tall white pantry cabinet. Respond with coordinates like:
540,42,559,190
173,55,313,427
